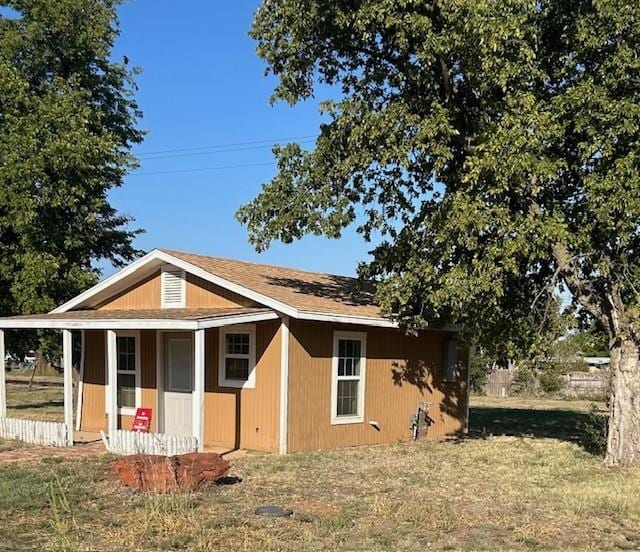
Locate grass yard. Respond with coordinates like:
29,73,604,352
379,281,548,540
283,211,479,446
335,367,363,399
0,394,638,550
6,383,64,422
470,395,607,443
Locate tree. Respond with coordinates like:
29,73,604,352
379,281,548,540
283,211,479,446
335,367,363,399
0,0,143,353
239,0,640,465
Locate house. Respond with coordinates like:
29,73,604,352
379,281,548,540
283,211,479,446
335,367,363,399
0,249,468,453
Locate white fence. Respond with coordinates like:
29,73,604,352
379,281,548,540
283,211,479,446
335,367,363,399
101,430,198,456
0,418,69,447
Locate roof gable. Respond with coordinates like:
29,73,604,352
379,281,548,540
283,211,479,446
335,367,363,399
52,249,392,327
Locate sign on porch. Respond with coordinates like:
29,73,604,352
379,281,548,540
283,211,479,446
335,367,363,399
132,408,152,432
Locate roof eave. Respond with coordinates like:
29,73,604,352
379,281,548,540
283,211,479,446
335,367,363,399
0,310,279,331
47,249,455,331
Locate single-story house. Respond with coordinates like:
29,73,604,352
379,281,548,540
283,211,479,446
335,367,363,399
0,249,468,453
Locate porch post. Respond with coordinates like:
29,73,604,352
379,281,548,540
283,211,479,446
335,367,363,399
0,329,6,418
75,330,85,431
106,329,118,435
62,330,74,446
193,329,205,452
278,316,290,454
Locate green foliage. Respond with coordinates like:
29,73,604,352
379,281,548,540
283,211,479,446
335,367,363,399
512,366,538,396
0,0,143,354
539,370,564,395
580,404,608,456
241,0,640,363
468,347,490,394
562,323,609,358
512,361,568,397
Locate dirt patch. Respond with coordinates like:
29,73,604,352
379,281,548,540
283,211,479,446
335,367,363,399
0,441,104,465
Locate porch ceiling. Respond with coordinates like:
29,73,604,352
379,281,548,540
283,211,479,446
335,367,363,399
0,307,278,330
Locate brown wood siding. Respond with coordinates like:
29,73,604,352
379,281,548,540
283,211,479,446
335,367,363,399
140,330,158,432
185,274,258,308
96,271,260,311
80,330,106,432
98,271,161,310
81,322,281,451
80,330,158,432
203,320,281,451
287,320,468,453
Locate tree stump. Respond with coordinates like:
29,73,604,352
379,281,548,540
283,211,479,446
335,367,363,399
113,452,230,492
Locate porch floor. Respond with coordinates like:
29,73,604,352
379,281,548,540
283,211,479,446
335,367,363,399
75,430,103,444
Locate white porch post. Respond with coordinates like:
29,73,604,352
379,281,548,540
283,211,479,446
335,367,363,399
75,330,85,431
193,329,205,452
278,316,290,454
0,329,6,418
62,330,74,446
106,329,118,436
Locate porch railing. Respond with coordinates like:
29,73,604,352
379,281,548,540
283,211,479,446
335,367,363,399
101,430,198,456
0,418,69,447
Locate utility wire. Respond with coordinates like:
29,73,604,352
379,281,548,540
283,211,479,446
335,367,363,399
136,134,318,157
129,161,275,177
138,139,315,161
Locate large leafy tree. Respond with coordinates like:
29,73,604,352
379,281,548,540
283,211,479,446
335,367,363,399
239,0,640,465
0,0,143,344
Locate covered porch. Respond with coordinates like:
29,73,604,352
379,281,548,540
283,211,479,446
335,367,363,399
0,307,279,453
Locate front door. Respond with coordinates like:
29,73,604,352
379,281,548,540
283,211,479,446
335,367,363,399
163,335,193,437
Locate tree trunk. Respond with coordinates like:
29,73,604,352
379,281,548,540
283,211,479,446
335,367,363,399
606,338,640,466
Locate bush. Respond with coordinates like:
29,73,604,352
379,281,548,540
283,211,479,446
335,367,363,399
539,370,564,394
512,365,538,396
580,404,608,456
469,348,489,394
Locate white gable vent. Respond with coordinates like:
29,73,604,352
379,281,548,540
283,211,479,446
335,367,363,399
161,266,186,308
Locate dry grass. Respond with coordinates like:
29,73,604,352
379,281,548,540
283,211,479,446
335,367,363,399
0,395,639,551
470,395,605,413
0,384,63,453
6,383,64,422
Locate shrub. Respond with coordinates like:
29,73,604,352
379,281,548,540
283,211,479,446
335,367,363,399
469,348,489,394
512,365,538,396
580,404,608,456
539,370,564,394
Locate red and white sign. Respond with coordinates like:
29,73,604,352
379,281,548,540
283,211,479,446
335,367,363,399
131,407,152,432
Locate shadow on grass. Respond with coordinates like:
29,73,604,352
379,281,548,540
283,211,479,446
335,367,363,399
469,405,591,443
9,400,64,411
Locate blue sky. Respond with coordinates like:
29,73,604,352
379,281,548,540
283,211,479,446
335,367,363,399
106,0,371,277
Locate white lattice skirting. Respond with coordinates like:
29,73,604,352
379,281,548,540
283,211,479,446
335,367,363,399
0,418,69,447
101,430,198,456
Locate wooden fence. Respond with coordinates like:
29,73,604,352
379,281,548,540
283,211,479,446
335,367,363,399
101,430,198,456
563,371,609,399
484,368,518,397
0,418,69,447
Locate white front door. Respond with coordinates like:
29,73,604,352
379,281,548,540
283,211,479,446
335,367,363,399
164,335,193,437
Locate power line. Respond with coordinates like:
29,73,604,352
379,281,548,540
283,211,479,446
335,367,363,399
136,134,318,157
138,139,315,161
128,160,275,177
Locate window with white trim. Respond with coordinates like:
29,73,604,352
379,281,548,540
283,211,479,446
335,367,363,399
116,333,140,413
218,324,256,389
331,331,366,424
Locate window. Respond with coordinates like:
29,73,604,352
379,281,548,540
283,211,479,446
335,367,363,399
331,331,366,424
218,324,256,389
116,333,140,414
443,339,459,382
